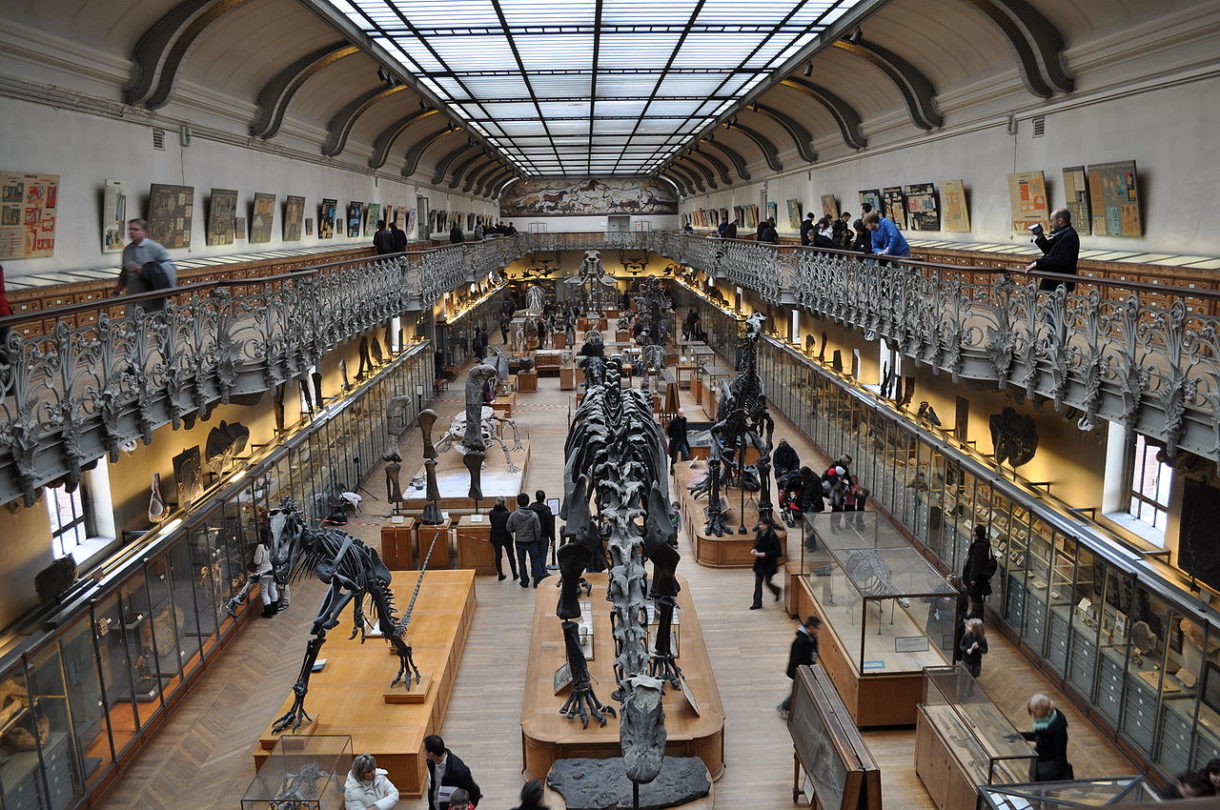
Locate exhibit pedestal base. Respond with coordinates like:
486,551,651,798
252,570,475,797
520,573,725,782
674,462,786,569
383,673,432,704
403,441,530,512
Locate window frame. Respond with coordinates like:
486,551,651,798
44,482,95,560
1124,431,1173,537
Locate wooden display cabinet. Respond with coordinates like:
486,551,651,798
381,518,417,569
414,519,453,570
454,514,497,575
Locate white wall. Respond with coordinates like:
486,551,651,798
501,214,679,233
682,69,1220,254
0,97,498,278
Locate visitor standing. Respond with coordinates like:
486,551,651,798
724,219,738,239
372,220,394,255
253,538,278,618
529,490,556,574
508,493,544,588
777,615,821,719
344,753,399,810
488,496,517,582
960,618,988,678
773,438,800,480
1025,208,1079,291
750,518,783,609
424,735,482,810
667,409,690,471
799,212,816,246
962,524,995,619
1019,694,1073,782
116,218,176,310
758,218,779,244
449,223,464,244
390,220,408,253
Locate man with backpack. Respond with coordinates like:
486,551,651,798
963,524,997,619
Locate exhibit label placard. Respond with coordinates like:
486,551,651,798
939,179,970,233
148,183,194,249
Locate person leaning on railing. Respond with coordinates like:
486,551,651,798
863,211,910,261
1024,208,1079,292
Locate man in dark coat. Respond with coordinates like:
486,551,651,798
372,219,395,254
390,221,408,253
488,496,516,581
424,734,482,810
758,218,779,244
773,438,800,479
799,212,816,245
666,409,690,471
778,615,821,717
529,489,556,571
1025,208,1079,291
750,519,783,609
962,524,993,619
724,219,738,239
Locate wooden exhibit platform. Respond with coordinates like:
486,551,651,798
520,573,725,782
786,564,924,728
252,570,476,797
402,440,530,511
540,781,715,809
673,461,786,568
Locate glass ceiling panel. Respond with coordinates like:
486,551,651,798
329,0,864,175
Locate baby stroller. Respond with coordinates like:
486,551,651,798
776,469,804,528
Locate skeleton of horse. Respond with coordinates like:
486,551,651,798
226,499,426,733
432,405,523,472
559,357,680,785
705,312,775,534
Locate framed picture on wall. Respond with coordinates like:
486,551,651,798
305,217,314,236
250,192,276,243
347,202,363,237
284,195,305,241
857,189,881,215
765,200,777,224
319,199,336,239
364,203,381,236
206,188,237,246
1006,171,1049,234
1062,166,1091,236
882,187,907,230
102,178,128,253
1087,160,1141,237
940,179,970,233
821,194,838,218
903,183,939,231
148,183,194,249
786,199,803,230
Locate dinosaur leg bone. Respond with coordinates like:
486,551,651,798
271,583,353,733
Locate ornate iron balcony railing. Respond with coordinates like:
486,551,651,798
2,231,1217,509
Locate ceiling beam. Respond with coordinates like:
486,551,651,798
322,85,409,157
402,127,463,178
449,151,489,189
688,146,732,187
462,157,500,193
832,38,943,130
700,138,751,181
125,0,256,109
658,170,691,197
250,42,358,139
779,78,867,149
667,163,704,194
675,155,717,190
747,103,817,163
723,122,783,172
368,109,441,169
431,143,479,186
960,0,1074,97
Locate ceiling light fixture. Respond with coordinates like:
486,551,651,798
847,27,863,44
803,60,813,77
377,67,388,83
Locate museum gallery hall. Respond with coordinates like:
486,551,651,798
1,0,1219,807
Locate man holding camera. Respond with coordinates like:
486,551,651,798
1024,208,1079,291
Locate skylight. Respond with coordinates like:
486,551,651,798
325,0,864,177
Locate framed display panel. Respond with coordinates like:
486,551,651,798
0,170,58,259
939,179,970,233
821,194,838,218
1087,160,1141,237
786,199,803,229
903,183,940,231
284,195,305,241
250,193,276,244
102,178,129,253
857,189,881,215
364,202,381,237
787,664,882,810
1006,171,1048,234
347,201,363,237
880,187,906,230
1062,166,1091,236
206,188,237,246
148,183,194,249
319,199,337,239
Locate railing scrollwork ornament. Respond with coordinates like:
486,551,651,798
984,273,1019,387
1115,296,1149,430
1075,289,1108,432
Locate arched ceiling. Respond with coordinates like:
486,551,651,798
5,0,1207,192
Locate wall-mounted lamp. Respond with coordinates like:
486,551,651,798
803,60,813,77
847,27,863,44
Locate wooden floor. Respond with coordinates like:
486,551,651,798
97,341,1135,810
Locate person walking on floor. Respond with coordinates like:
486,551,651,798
529,489,556,575
253,538,278,617
344,753,399,810
750,518,783,609
511,779,550,810
667,409,690,472
960,617,988,678
777,615,821,719
508,492,544,588
488,496,517,582
424,734,481,810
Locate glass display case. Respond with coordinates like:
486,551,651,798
918,667,1037,791
800,512,953,675
978,776,1163,808
674,296,1220,780
0,338,435,808
241,734,352,810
